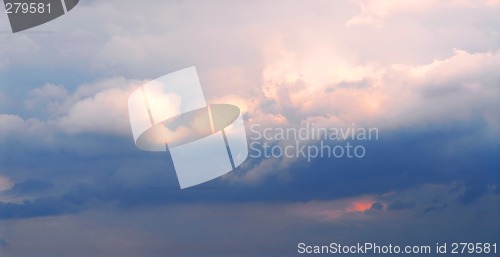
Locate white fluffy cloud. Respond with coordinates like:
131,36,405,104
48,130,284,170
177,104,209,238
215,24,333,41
54,78,144,135
2,78,145,138
6,47,496,140
0,114,48,139
256,47,500,130
347,0,500,27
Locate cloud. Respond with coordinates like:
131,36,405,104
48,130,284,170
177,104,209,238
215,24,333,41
0,197,68,220
258,47,500,130
1,78,144,138
0,115,26,136
0,184,99,220
0,1,498,142
346,200,374,212
0,1,496,200
424,203,448,213
1,182,496,257
24,83,68,113
0,3,498,251
227,48,500,183
346,0,500,27
55,78,141,135
459,184,489,205
0,3,498,257
0,114,52,143
387,200,416,210
0,33,39,71
0,239,8,250
347,0,436,28
10,179,55,195
0,60,8,71
0,176,13,192
370,201,384,210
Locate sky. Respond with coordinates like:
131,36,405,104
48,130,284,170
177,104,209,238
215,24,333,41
0,0,499,256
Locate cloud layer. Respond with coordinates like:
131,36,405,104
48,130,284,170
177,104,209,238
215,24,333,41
0,0,499,256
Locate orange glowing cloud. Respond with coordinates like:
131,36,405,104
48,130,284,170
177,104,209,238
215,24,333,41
346,200,374,213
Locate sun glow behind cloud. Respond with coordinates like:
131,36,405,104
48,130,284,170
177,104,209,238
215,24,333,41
346,199,374,212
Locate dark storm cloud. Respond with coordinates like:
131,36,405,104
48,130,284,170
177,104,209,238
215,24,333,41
0,239,8,250
370,202,384,210
387,200,416,210
10,179,54,194
0,118,497,220
0,195,82,220
424,203,448,214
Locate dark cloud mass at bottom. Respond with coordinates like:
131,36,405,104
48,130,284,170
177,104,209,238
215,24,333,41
0,121,497,220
